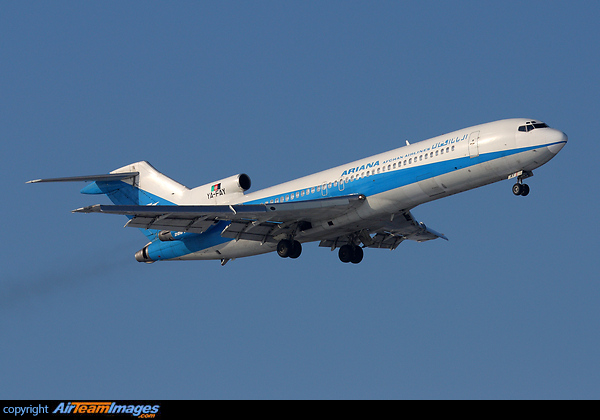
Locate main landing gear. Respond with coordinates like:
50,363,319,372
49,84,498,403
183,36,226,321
338,244,364,264
277,239,302,259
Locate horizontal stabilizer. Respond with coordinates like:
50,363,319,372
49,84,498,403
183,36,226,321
26,172,139,184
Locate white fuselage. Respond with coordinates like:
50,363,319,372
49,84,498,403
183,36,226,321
173,118,567,260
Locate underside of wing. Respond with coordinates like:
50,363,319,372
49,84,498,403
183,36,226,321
318,210,448,250
73,194,367,241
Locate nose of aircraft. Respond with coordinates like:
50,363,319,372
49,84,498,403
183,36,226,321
547,129,568,154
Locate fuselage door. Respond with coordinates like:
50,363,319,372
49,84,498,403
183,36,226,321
468,131,480,158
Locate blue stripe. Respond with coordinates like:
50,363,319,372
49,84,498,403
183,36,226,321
245,143,548,204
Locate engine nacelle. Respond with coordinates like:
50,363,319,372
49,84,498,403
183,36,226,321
158,230,203,242
188,173,251,204
158,230,176,241
135,244,155,263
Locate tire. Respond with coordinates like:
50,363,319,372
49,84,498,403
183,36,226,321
350,246,364,264
289,241,302,259
521,184,530,196
338,245,353,263
512,183,523,196
277,239,292,258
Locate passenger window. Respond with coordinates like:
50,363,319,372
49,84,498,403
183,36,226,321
301,190,305,196
446,147,449,153
419,155,423,161
285,195,289,201
275,198,279,203
409,158,412,164
388,165,391,170
403,160,407,165
311,187,315,194
316,186,320,192
435,151,438,156
296,192,300,198
451,146,455,152
328,183,332,188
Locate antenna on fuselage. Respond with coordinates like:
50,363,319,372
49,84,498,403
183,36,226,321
406,140,410,146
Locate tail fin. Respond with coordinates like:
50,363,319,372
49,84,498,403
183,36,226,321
78,161,190,240
81,161,186,206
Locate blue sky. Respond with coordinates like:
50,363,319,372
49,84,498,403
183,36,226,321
1,1,599,399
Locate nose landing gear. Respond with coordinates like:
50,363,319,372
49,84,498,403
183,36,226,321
512,182,530,196
509,170,533,197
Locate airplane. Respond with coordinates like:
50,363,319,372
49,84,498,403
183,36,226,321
28,118,567,266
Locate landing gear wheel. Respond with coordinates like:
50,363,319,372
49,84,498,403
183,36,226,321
277,239,293,258
339,245,353,263
289,241,302,259
350,246,364,264
512,183,523,196
520,184,530,196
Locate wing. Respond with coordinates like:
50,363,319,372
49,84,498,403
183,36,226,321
73,194,367,243
318,210,448,250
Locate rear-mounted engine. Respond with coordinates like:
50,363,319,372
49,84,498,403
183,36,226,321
135,244,155,263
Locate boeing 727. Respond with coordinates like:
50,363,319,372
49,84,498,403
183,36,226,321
28,118,567,265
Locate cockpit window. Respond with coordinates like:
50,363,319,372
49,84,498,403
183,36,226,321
518,122,549,132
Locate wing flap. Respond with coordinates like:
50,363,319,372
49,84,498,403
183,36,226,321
124,217,219,234
220,221,281,244
319,210,448,250
73,194,366,240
